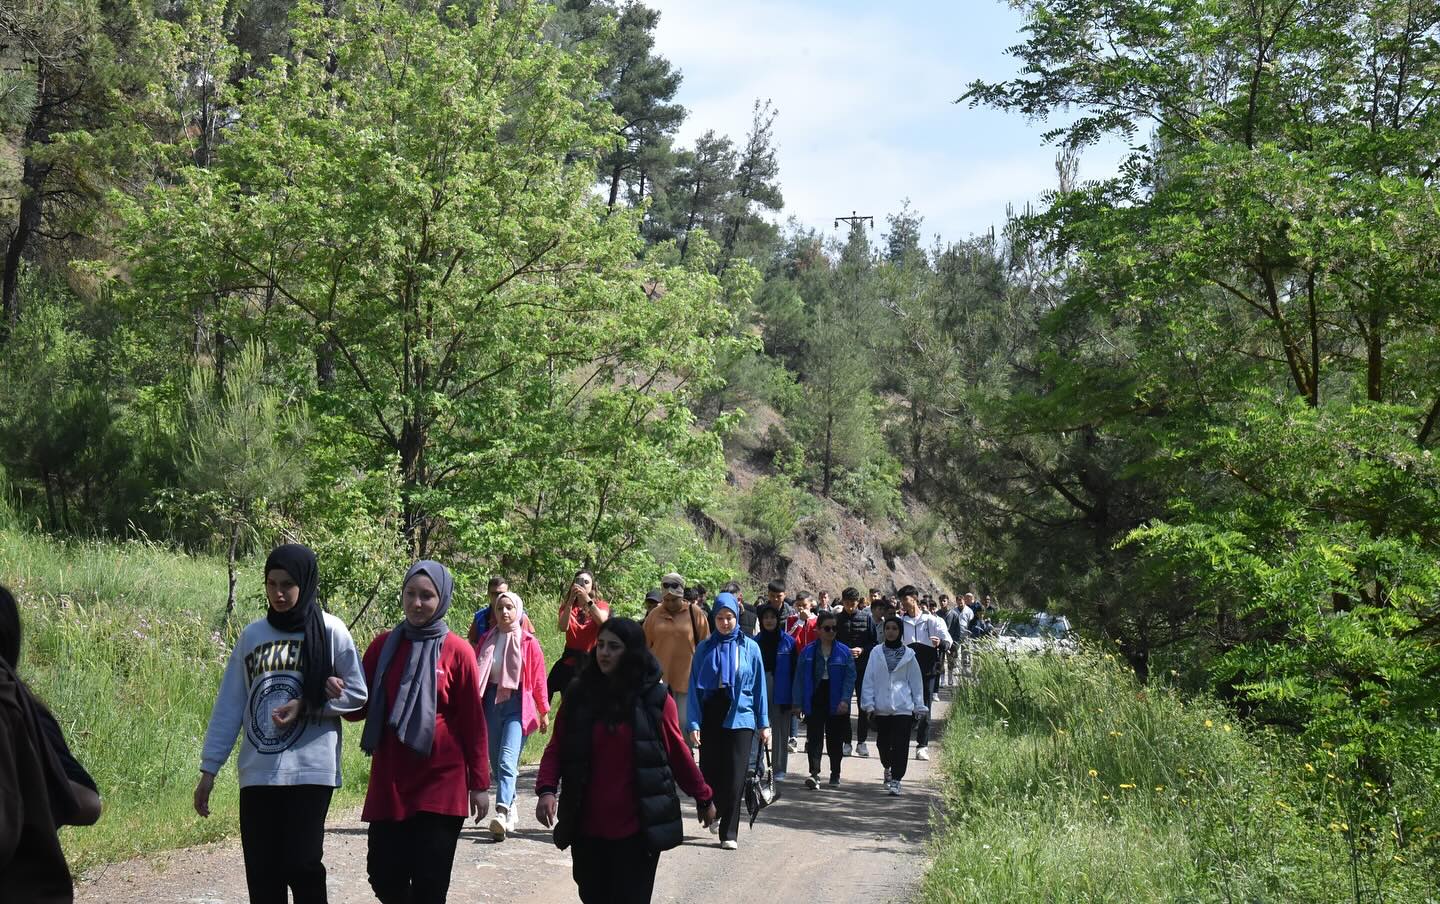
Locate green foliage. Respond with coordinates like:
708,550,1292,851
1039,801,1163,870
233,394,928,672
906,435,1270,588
734,474,818,553
831,455,903,523
925,650,1440,903
115,0,734,585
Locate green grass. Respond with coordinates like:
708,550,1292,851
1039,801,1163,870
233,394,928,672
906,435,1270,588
1,527,567,873
923,648,1440,904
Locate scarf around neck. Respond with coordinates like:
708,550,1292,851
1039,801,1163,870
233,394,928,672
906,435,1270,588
476,591,525,703
701,594,742,691
361,560,454,757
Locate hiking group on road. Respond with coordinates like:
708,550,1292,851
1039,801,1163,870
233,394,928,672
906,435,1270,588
1,546,998,904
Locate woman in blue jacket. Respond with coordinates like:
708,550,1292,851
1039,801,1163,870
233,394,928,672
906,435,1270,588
791,610,856,789
753,605,795,780
686,593,770,850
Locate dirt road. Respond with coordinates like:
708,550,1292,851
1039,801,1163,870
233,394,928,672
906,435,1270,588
76,700,947,903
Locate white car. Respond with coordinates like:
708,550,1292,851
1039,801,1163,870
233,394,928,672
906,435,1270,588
987,620,1077,656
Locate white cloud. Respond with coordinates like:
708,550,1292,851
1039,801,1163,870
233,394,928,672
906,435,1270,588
647,0,1130,243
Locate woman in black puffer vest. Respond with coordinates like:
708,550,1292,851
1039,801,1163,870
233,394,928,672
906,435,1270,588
536,618,716,904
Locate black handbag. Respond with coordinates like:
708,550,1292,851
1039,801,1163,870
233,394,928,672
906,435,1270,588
743,744,777,826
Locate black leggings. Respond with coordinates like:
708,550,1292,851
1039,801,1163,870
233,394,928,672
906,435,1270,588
698,694,754,842
571,833,660,904
238,784,333,904
806,681,847,780
875,714,913,782
367,811,465,904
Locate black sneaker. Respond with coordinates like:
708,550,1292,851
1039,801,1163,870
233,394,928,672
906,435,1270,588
804,774,820,790
828,776,840,787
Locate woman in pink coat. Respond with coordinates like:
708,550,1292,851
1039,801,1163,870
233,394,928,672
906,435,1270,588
473,591,549,840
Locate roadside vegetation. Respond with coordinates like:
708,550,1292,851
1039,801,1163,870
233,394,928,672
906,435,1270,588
925,650,1440,904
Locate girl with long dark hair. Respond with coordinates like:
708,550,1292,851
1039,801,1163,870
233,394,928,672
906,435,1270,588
536,617,715,904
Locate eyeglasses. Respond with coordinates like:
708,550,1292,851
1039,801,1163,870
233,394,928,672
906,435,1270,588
661,582,682,590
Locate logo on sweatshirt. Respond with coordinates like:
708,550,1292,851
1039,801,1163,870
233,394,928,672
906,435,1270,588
247,675,304,755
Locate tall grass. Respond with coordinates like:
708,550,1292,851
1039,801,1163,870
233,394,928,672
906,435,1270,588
2,528,567,872
923,648,1440,904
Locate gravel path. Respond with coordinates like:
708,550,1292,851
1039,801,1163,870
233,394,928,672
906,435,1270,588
76,699,948,904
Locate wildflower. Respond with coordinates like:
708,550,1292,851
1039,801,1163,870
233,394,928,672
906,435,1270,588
1155,785,1165,792
1204,719,1213,729
1088,769,1098,778
1119,783,1136,789
1222,724,1231,732
1304,763,1316,773
1109,730,1123,737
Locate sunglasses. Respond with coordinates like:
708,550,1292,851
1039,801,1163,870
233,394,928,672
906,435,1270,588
662,582,682,590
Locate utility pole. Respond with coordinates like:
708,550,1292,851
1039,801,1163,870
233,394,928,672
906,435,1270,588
833,210,873,231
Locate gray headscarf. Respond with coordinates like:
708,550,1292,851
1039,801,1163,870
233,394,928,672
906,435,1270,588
360,560,455,758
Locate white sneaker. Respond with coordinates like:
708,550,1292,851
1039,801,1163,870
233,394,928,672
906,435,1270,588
506,806,518,832
842,742,853,757
888,781,901,797
787,737,799,753
855,742,870,757
916,746,930,761
708,820,720,835
805,774,820,790
489,807,508,841
721,839,738,851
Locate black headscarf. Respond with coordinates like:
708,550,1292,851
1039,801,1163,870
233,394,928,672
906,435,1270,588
882,615,905,649
264,544,332,713
0,584,80,825
567,617,660,724
755,604,782,673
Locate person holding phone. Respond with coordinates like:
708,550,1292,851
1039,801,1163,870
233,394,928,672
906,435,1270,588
548,570,610,698
536,618,714,904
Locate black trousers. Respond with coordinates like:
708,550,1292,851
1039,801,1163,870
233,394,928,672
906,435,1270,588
914,674,936,747
571,833,660,904
875,715,913,782
698,696,753,843
366,812,465,904
238,784,333,904
806,682,846,780
853,653,871,743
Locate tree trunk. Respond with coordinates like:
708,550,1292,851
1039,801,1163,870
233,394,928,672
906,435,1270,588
226,520,239,619
821,412,834,497
1367,306,1382,402
607,163,624,211
1,153,49,340
316,337,337,388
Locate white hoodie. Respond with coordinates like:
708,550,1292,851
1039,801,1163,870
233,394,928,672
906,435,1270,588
860,645,928,716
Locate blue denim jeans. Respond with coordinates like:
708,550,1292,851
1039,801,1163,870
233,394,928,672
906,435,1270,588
483,683,524,809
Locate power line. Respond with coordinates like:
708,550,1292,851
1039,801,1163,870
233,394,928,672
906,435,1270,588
833,210,873,231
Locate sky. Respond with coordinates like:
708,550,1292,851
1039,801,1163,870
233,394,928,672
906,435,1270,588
646,0,1131,247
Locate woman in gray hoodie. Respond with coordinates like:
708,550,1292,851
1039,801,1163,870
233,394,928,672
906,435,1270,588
195,544,368,904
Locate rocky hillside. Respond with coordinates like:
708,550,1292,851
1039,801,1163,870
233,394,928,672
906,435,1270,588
696,404,957,598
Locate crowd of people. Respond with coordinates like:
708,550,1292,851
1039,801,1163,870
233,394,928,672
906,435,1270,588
0,549,1003,904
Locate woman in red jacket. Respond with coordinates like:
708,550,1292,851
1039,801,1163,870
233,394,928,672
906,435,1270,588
473,590,548,841
351,560,489,904
536,617,715,904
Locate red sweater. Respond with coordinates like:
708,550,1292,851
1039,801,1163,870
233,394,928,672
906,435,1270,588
536,694,711,840
347,631,489,822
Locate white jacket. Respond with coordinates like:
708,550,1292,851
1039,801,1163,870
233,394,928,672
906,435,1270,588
860,646,928,716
